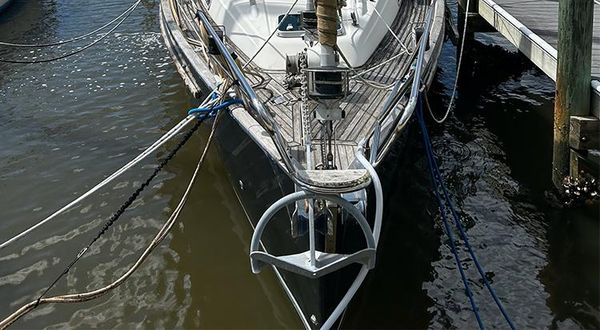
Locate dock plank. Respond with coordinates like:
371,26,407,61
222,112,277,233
478,0,600,117
479,0,600,80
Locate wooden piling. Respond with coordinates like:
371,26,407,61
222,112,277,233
552,0,594,190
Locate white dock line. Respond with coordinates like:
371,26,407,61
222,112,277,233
0,106,223,330
0,92,218,251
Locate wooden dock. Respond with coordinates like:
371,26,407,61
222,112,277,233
476,0,600,117
459,0,600,191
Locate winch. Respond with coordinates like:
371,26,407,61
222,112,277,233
285,0,349,125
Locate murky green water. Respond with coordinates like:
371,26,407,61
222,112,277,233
0,0,597,329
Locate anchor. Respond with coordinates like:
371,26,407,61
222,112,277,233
249,149,383,330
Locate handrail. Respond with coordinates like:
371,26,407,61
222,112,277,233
195,3,438,190
403,1,435,121
195,8,372,193
367,0,437,163
195,9,274,130
195,9,301,176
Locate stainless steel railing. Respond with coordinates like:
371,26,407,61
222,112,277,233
195,9,298,174
366,0,439,165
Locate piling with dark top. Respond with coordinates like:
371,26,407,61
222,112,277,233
552,0,594,190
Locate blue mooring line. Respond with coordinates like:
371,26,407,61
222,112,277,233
417,96,516,330
188,97,243,116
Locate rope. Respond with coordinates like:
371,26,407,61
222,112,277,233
349,52,405,78
367,1,410,54
0,118,192,249
0,0,141,64
0,0,141,48
0,90,220,251
32,114,208,308
188,97,243,115
0,109,223,330
347,4,412,80
241,0,300,69
335,45,402,91
418,99,484,329
417,97,516,329
428,0,470,123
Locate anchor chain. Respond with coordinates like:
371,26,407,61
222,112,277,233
299,51,312,151
0,106,224,329
34,114,208,306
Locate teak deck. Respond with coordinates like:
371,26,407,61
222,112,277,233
171,0,431,170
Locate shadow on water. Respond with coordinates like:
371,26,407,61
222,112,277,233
342,33,598,329
461,36,599,329
341,123,440,329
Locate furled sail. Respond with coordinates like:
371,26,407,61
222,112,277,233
316,0,338,47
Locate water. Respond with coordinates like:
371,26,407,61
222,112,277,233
0,1,597,329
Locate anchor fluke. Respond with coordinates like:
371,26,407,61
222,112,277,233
249,190,377,278
250,248,376,277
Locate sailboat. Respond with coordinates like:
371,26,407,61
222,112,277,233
160,0,444,328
